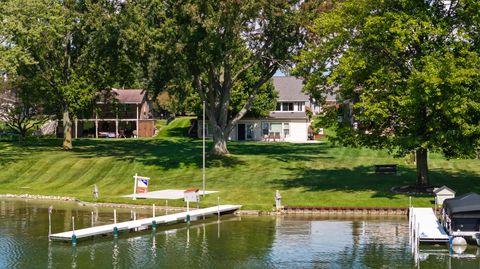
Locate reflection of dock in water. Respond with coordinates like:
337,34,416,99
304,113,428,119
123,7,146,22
47,215,241,268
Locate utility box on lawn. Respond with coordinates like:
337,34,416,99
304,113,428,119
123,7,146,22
184,189,200,203
433,186,455,205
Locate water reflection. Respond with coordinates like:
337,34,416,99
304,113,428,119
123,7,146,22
2,199,480,268
71,245,77,269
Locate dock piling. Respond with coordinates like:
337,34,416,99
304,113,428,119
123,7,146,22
72,216,77,246
186,201,190,223
113,209,119,237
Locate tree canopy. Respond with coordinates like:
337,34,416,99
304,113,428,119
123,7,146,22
0,0,146,148
295,0,480,186
145,0,302,155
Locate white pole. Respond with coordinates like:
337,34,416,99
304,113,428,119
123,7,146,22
165,200,168,215
72,216,75,233
136,104,139,138
91,211,94,227
202,100,206,197
416,223,420,248
114,209,117,224
153,204,155,218
75,118,78,139
133,173,137,200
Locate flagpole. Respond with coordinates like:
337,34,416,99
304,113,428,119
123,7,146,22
202,100,206,197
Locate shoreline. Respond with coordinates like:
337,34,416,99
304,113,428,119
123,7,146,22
0,193,413,216
0,193,186,211
0,193,263,215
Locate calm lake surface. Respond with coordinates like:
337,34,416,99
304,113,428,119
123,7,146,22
1,199,480,269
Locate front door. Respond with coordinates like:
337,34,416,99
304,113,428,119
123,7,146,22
237,124,246,141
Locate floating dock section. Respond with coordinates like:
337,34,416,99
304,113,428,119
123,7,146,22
409,207,449,243
49,205,241,242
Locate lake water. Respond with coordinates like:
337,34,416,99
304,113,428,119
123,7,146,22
1,199,480,268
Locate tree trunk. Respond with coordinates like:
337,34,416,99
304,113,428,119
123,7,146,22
415,148,429,187
19,127,27,138
210,126,229,156
63,109,73,150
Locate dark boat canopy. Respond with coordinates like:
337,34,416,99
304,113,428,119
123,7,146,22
443,193,480,216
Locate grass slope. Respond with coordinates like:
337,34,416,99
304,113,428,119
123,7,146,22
0,121,479,210
156,117,193,138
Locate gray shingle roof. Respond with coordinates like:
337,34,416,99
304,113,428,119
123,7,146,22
273,76,309,102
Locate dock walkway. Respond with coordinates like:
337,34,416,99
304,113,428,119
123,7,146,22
49,205,241,241
410,207,449,243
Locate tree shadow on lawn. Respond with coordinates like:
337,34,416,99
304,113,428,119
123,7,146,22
0,139,62,167
270,165,480,199
71,138,245,170
70,139,331,170
228,142,334,163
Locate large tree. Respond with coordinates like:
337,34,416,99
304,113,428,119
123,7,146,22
295,0,480,187
147,0,302,155
0,0,138,149
0,79,50,137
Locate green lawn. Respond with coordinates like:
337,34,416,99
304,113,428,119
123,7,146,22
156,117,194,138
0,118,479,210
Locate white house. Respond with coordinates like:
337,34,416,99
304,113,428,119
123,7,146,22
198,76,317,142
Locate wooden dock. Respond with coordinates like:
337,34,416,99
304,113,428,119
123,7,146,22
409,207,449,243
49,205,241,242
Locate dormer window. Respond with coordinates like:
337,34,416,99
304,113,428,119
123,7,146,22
276,102,304,112
282,102,294,111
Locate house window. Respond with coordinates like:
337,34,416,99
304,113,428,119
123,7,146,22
262,122,291,139
283,123,290,137
270,123,282,133
262,122,269,135
297,102,303,111
282,102,294,111
276,103,281,111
